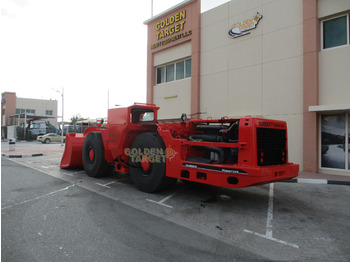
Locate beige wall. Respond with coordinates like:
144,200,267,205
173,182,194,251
318,0,350,18
153,42,192,119
154,79,191,119
200,0,303,166
154,41,191,66
16,98,58,127
318,1,350,106
319,47,350,105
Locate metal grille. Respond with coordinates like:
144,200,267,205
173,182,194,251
257,128,287,166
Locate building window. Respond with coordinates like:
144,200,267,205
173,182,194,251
322,14,349,49
321,113,349,170
16,108,35,114
156,58,191,85
185,58,191,78
157,67,165,84
176,61,184,80
166,64,175,82
46,110,53,115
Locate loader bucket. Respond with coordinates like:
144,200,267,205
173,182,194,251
60,133,85,169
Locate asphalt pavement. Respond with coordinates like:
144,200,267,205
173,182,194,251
2,140,350,261
3,158,263,262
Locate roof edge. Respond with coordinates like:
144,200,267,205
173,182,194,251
144,0,196,25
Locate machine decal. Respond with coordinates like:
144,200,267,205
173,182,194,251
183,163,248,175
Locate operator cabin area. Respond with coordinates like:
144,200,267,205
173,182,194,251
144,0,350,177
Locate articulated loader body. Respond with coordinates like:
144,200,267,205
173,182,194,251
61,103,298,192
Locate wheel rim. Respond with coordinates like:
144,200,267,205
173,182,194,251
88,147,95,162
141,155,150,172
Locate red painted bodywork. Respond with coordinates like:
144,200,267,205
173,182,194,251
60,103,299,188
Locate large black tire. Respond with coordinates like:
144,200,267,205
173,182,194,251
129,132,177,193
82,132,112,178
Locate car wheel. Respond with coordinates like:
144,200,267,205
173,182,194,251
44,138,51,144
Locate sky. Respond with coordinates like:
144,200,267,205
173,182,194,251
0,0,229,121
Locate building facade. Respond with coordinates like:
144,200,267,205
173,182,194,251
145,0,349,176
1,92,58,136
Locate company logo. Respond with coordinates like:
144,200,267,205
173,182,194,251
228,12,262,38
125,147,176,164
151,9,192,49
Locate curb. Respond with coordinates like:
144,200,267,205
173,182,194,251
2,153,44,158
284,178,350,186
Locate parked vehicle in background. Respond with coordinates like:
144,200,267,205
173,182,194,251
37,133,65,144
27,120,59,136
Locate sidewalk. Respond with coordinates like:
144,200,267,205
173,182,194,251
1,141,350,185
1,141,64,158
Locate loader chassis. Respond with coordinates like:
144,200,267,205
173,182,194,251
60,103,298,192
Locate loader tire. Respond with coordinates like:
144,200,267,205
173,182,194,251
129,132,177,193
82,132,112,178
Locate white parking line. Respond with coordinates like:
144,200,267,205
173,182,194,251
41,165,57,169
244,183,299,249
71,171,85,175
146,186,185,209
266,182,274,238
96,181,117,189
2,184,75,210
243,229,299,249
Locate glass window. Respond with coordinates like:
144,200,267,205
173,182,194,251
166,64,174,82
321,114,346,169
156,58,191,85
185,59,191,78
157,67,165,84
176,61,184,80
131,109,154,123
140,112,154,122
323,15,348,49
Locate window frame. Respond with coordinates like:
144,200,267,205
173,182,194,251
156,57,191,85
321,13,350,50
319,112,349,172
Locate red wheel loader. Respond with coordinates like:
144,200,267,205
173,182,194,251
60,103,298,192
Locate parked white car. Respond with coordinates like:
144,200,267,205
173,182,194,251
37,133,65,144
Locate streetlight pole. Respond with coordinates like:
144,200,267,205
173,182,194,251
53,88,64,146
61,87,64,146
